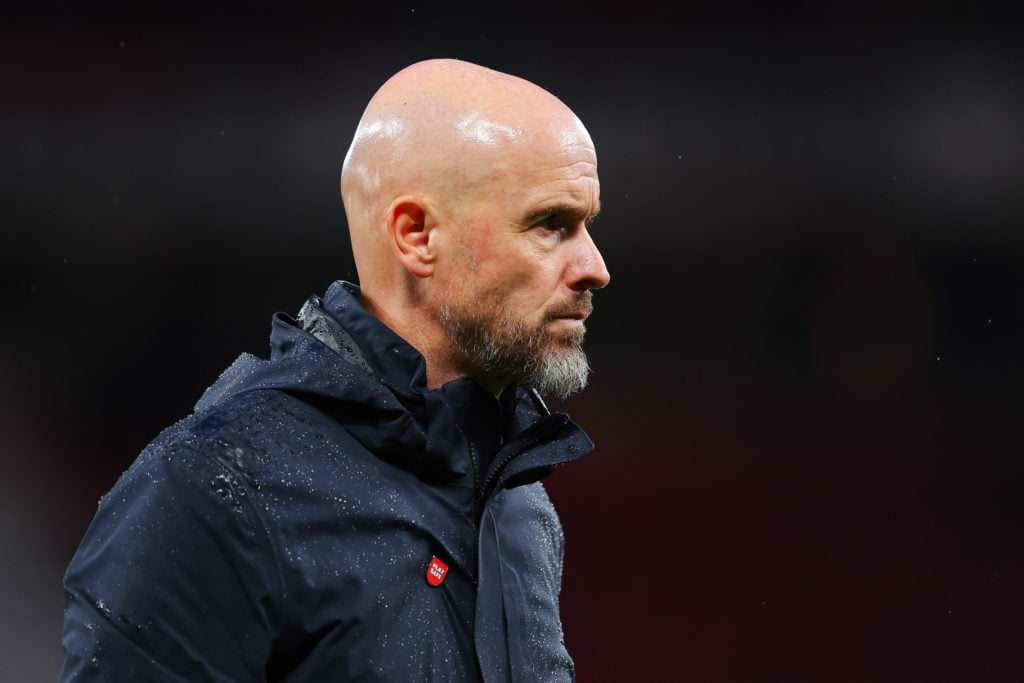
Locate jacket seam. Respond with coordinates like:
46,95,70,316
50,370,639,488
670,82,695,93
183,421,289,628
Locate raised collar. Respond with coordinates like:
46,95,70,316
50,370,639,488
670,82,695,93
218,280,593,500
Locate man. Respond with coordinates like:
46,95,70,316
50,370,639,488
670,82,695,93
60,58,610,681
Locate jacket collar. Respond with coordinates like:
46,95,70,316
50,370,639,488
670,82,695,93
200,281,593,496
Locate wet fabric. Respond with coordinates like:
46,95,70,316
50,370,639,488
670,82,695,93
60,280,593,682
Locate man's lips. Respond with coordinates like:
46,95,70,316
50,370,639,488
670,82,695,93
549,298,594,322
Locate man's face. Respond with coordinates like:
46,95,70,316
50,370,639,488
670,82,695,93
434,119,610,399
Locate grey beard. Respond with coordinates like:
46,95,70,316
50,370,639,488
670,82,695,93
439,303,591,400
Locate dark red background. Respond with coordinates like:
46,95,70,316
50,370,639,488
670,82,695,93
3,3,1022,680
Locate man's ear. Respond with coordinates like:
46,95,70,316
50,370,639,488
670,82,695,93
388,196,436,278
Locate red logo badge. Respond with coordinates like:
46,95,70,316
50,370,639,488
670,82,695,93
426,556,449,586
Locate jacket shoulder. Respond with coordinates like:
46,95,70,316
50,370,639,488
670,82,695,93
60,392,288,681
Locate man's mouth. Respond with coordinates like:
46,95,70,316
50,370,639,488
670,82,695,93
549,295,593,322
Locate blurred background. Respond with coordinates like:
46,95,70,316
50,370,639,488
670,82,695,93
3,2,1022,680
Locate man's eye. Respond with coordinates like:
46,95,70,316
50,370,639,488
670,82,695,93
536,216,568,233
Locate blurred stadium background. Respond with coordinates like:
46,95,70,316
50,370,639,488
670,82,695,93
3,3,1022,680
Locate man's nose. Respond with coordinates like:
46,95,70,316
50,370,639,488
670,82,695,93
569,228,611,291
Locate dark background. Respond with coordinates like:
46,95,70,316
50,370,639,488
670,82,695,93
3,3,1022,680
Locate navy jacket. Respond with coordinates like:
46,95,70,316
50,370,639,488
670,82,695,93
61,281,593,682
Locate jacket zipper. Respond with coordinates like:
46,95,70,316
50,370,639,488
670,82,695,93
473,415,569,521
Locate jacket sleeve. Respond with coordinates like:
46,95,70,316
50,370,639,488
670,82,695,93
60,438,280,682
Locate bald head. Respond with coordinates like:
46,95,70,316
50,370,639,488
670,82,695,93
340,59,594,288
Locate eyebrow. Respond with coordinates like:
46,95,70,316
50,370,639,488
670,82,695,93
524,203,602,226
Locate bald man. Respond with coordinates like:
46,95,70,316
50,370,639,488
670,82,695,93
60,59,609,682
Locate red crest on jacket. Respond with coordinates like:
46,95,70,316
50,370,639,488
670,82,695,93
426,556,449,586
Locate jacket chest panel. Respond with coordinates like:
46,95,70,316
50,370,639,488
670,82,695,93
257,444,484,679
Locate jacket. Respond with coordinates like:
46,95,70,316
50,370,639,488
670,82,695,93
60,280,594,682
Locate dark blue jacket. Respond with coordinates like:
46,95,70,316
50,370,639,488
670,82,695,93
60,281,593,682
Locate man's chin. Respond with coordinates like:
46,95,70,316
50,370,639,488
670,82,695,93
530,347,591,400
545,323,586,347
